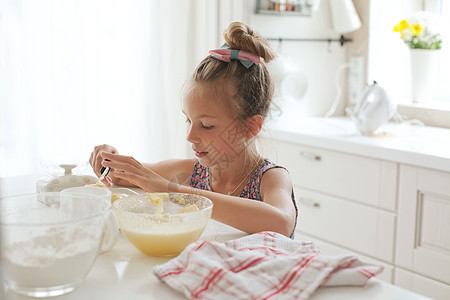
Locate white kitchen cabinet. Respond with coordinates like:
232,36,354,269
396,165,450,286
272,140,396,281
293,186,395,262
266,120,450,300
274,141,397,211
395,268,450,300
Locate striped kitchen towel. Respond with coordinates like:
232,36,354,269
153,231,383,300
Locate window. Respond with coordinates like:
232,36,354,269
434,0,450,101
367,0,450,128
0,1,196,177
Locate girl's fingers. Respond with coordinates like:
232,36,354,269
113,171,140,186
90,145,119,178
89,151,94,167
101,152,134,163
115,169,154,189
100,152,161,191
89,151,100,176
102,176,112,188
91,156,99,176
101,153,143,173
102,159,139,174
96,155,104,176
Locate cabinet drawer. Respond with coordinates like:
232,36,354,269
295,232,393,283
274,140,397,211
295,187,395,262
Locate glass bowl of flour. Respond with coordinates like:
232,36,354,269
0,192,111,297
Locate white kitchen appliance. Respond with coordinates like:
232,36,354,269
353,81,397,135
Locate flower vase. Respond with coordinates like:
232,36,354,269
410,49,440,103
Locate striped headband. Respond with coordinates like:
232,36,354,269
209,43,260,69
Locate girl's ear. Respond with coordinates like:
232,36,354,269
245,115,263,139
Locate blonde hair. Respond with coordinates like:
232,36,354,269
188,22,276,121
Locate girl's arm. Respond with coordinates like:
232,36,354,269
142,159,195,186
176,168,297,237
103,151,296,237
90,145,195,187
112,157,196,188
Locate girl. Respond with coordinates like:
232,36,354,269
90,22,298,238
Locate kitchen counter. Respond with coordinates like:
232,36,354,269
2,222,431,300
265,117,450,172
0,175,431,299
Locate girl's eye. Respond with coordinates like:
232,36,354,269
202,124,214,130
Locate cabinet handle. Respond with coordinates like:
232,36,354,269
300,151,321,161
299,197,321,208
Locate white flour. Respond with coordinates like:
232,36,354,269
2,226,102,288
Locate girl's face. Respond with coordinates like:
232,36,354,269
182,83,250,167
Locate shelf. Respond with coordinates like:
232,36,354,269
255,0,313,17
256,9,312,17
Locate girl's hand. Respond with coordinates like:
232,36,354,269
89,144,119,186
100,152,172,192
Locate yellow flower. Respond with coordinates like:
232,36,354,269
409,23,422,36
393,19,408,32
393,13,442,49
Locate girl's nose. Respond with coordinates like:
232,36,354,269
186,124,200,144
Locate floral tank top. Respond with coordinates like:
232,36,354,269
189,158,298,238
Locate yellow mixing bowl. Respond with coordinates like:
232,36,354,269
113,193,213,257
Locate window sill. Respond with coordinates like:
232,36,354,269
396,100,450,129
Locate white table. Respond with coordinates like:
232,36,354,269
1,176,431,300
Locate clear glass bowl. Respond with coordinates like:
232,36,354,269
1,192,110,298
113,193,213,257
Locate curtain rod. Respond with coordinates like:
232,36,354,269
267,35,352,46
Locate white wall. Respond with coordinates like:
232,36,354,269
248,0,348,118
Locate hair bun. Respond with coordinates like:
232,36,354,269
223,22,276,63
